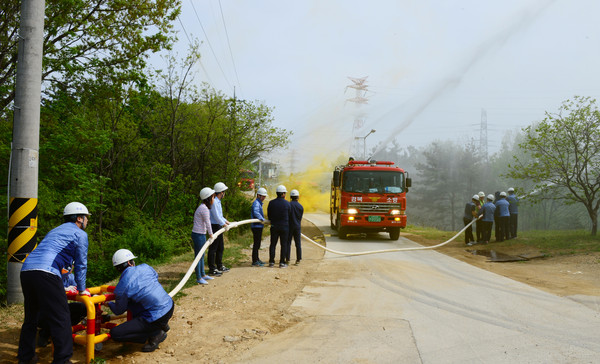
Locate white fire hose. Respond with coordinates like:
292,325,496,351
168,216,481,297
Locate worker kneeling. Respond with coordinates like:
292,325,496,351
105,249,174,352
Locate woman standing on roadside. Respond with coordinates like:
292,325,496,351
192,187,216,285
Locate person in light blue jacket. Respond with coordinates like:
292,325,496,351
18,202,91,364
208,182,230,275
106,249,174,353
479,194,496,244
250,187,268,266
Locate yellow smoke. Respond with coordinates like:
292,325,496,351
266,154,348,213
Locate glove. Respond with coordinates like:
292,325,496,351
79,289,91,297
65,286,78,294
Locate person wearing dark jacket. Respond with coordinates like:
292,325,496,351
464,195,478,245
287,189,304,265
18,202,91,364
106,249,174,353
267,185,291,268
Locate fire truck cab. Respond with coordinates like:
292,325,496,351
330,159,411,240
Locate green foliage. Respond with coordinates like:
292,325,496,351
509,96,600,235
0,0,181,114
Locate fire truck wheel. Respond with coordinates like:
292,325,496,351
389,228,400,240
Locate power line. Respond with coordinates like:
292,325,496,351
177,16,192,44
218,0,242,96
189,0,234,92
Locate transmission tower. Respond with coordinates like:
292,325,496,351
346,76,369,157
480,108,488,161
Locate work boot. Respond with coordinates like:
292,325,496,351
141,330,167,352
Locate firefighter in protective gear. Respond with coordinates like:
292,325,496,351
106,249,174,352
18,202,91,364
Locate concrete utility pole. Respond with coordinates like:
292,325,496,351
7,0,45,304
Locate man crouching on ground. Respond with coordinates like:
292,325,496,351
104,249,174,352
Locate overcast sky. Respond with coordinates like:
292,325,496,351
153,0,600,172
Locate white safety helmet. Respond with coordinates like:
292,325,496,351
290,189,299,197
508,187,515,192
472,194,479,201
200,187,215,200
478,191,485,198
500,191,507,197
63,202,90,216
112,249,137,266
276,185,287,193
257,187,268,196
214,182,228,193
487,194,495,201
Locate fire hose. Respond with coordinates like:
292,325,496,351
168,216,481,297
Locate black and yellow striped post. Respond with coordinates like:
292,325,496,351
8,198,38,263
8,0,45,303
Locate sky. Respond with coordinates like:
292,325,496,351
152,0,600,173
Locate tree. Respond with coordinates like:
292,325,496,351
413,140,483,230
509,96,600,235
0,0,180,116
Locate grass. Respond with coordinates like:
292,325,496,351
405,224,600,257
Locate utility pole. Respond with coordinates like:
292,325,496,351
7,0,45,304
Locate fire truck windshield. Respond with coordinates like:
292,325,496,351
342,170,404,193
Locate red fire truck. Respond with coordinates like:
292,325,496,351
330,159,411,240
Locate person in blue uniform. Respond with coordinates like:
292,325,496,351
37,267,87,348
106,249,174,353
479,194,496,244
506,187,519,239
495,192,510,242
18,202,91,364
287,189,304,265
250,188,268,266
267,185,291,268
208,182,230,275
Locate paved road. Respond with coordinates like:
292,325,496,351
237,213,600,363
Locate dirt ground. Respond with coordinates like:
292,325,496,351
1,220,599,363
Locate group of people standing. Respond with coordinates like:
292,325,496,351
463,188,519,245
250,185,304,268
191,182,305,288
17,181,306,363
